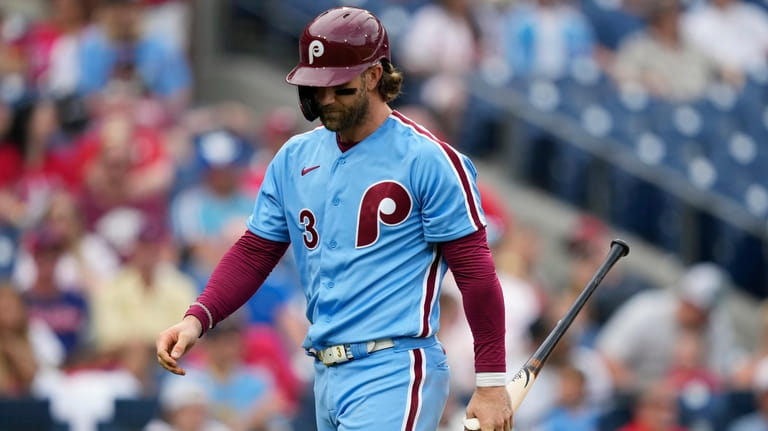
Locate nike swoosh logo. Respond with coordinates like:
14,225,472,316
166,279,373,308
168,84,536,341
301,165,320,176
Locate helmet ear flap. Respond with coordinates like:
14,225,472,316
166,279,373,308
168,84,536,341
298,86,320,121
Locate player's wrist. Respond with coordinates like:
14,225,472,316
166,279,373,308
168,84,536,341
183,315,204,336
476,372,506,387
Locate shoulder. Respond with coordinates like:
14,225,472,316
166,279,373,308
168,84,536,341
275,126,330,158
388,111,460,159
613,289,674,321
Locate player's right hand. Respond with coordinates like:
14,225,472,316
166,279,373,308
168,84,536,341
155,315,203,375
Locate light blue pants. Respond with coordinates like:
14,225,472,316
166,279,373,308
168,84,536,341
313,337,450,431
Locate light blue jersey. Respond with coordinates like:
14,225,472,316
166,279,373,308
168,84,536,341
247,111,486,351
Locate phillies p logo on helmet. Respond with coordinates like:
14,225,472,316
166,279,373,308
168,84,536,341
308,40,325,65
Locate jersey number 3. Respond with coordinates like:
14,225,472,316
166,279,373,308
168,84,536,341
298,181,412,250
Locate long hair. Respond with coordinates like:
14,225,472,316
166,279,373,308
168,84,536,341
378,59,403,103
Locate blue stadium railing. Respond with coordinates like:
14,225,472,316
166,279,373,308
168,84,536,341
460,68,767,297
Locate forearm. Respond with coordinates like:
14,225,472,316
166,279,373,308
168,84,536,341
442,228,506,376
186,231,289,335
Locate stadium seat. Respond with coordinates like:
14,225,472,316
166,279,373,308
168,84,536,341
0,398,68,431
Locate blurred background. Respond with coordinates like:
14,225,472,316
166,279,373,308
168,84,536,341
0,0,766,430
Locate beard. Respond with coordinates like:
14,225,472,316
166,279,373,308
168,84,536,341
319,90,370,132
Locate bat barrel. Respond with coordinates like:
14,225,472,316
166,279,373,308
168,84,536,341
527,239,629,372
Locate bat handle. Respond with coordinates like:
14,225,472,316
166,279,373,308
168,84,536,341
463,367,534,430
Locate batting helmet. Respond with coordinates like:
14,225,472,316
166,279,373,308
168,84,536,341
285,7,390,121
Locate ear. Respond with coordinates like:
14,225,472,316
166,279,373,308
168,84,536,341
366,64,384,92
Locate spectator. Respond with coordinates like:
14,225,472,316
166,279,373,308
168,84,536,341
500,0,596,79
9,100,80,220
91,220,195,353
22,0,94,98
733,301,768,391
618,380,689,431
539,365,599,431
0,10,31,107
184,318,288,431
683,0,768,79
171,129,253,289
728,356,768,431
399,0,484,141
13,189,119,294
611,0,728,102
145,377,231,431
77,0,192,117
140,0,190,52
0,282,63,396
596,263,744,392
77,110,173,252
665,328,727,430
22,227,89,360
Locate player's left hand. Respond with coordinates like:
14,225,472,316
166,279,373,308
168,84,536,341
464,386,513,431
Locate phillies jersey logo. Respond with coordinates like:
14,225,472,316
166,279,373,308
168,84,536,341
308,40,324,65
297,180,413,250
356,181,412,248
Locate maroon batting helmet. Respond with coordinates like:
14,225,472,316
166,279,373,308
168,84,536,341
286,7,390,121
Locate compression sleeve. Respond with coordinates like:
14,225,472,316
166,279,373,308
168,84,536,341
185,230,290,335
442,227,506,374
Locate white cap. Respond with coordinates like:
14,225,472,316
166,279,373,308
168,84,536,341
160,378,210,411
678,263,726,311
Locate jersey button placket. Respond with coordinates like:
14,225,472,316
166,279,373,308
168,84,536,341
329,240,337,248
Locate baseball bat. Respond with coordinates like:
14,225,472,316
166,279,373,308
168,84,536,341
464,239,630,430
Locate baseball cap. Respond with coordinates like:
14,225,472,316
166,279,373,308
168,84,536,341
678,263,726,311
194,130,248,169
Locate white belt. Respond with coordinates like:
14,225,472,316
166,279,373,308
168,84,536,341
313,338,395,366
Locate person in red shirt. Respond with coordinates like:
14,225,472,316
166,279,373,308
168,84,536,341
619,380,688,431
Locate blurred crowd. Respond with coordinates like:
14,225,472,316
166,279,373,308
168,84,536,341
391,0,768,142
0,0,766,431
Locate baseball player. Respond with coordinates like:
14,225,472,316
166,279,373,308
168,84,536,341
156,6,512,431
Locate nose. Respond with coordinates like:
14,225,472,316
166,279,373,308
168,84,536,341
316,87,335,106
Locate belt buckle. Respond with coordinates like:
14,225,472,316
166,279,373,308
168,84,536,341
317,344,350,366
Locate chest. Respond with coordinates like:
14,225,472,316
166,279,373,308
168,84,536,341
283,148,420,249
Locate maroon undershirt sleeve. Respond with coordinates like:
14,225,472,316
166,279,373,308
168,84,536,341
442,228,506,373
184,231,290,335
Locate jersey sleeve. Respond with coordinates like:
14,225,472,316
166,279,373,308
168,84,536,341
247,152,291,242
414,144,487,243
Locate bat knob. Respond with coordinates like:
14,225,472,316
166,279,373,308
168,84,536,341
610,239,630,257
464,417,481,430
